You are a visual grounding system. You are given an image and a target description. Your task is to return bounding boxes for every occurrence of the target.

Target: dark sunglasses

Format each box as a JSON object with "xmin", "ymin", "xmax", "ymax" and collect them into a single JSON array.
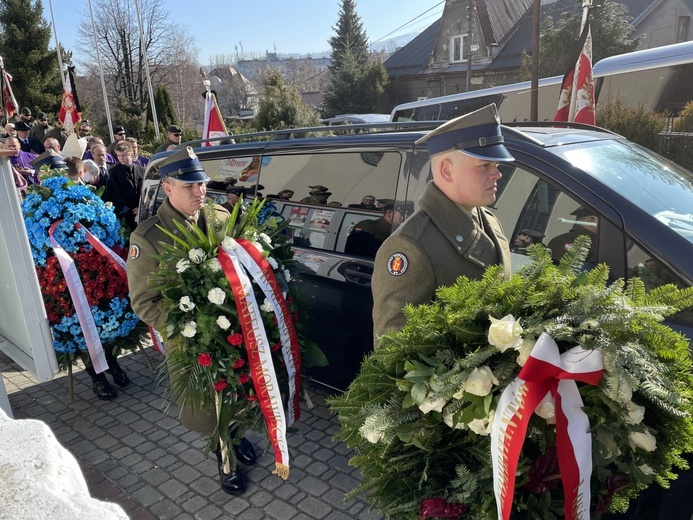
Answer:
[
  {"xmin": 116, "ymin": 132, "xmax": 126, "ymax": 136},
  {"xmin": 172, "ymin": 133, "xmax": 182, "ymax": 137}
]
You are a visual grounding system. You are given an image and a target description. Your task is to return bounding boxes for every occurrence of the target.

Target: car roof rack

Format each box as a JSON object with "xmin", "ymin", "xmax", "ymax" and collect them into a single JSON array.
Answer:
[{"xmin": 178, "ymin": 120, "xmax": 443, "ymax": 149}]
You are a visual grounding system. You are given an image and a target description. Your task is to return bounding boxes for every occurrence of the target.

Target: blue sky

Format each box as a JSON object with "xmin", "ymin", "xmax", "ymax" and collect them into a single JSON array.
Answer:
[{"xmin": 43, "ymin": 0, "xmax": 445, "ymax": 64}]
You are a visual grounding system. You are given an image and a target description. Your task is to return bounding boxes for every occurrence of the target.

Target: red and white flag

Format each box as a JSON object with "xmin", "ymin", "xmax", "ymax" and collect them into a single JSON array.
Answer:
[
  {"xmin": 59, "ymin": 65, "xmax": 82, "ymax": 133},
  {"xmin": 1, "ymin": 66, "xmax": 19, "ymax": 118},
  {"xmin": 554, "ymin": 17, "xmax": 595, "ymax": 125},
  {"xmin": 202, "ymin": 90, "xmax": 228, "ymax": 146}
]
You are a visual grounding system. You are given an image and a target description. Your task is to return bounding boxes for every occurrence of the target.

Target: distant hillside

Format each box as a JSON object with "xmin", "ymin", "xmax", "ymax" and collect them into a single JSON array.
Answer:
[{"xmin": 273, "ymin": 31, "xmax": 421, "ymax": 60}]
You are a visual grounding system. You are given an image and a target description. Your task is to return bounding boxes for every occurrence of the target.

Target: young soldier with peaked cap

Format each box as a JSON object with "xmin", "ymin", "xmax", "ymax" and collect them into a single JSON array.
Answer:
[
  {"xmin": 126, "ymin": 146, "xmax": 256, "ymax": 495},
  {"xmin": 372, "ymin": 104, "xmax": 513, "ymax": 344}
]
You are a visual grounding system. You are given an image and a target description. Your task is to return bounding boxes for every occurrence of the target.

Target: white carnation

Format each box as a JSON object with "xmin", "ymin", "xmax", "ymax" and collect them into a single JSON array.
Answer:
[
  {"xmin": 488, "ymin": 315, "xmax": 523, "ymax": 352},
  {"xmin": 625, "ymin": 401, "xmax": 646, "ymax": 425},
  {"xmin": 283, "ymin": 269, "xmax": 292, "ymax": 282},
  {"xmin": 617, "ymin": 380, "xmax": 633, "ymax": 404},
  {"xmin": 181, "ymin": 321, "xmax": 197, "ymax": 338},
  {"xmin": 418, "ymin": 396, "xmax": 447, "ymax": 415},
  {"xmin": 176, "ymin": 259, "xmax": 190, "ymax": 273},
  {"xmin": 629, "ymin": 429, "xmax": 657, "ymax": 452},
  {"xmin": 260, "ymin": 298, "xmax": 273, "ymax": 313},
  {"xmin": 207, "ymin": 258, "xmax": 222, "ymax": 272},
  {"xmin": 188, "ymin": 248, "xmax": 205, "ymax": 263},
  {"xmin": 178, "ymin": 296, "xmax": 195, "ymax": 312},
  {"xmin": 207, "ymin": 287, "xmax": 227, "ymax": 305},
  {"xmin": 535, "ymin": 393, "xmax": 556, "ymax": 424},
  {"xmin": 468, "ymin": 411, "xmax": 494, "ymax": 436},
  {"xmin": 267, "ymin": 256, "xmax": 279, "ymax": 269},
  {"xmin": 639, "ymin": 464, "xmax": 655, "ymax": 476},
  {"xmin": 464, "ymin": 366, "xmax": 499, "ymax": 397},
  {"xmin": 259, "ymin": 233, "xmax": 272, "ymax": 245},
  {"xmin": 216, "ymin": 315, "xmax": 231, "ymax": 330},
  {"xmin": 221, "ymin": 236, "xmax": 237, "ymax": 251}
]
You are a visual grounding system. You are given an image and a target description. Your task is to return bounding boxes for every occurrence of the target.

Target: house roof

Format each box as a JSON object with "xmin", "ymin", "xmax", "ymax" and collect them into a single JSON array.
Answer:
[{"xmin": 383, "ymin": 18, "xmax": 441, "ymax": 76}]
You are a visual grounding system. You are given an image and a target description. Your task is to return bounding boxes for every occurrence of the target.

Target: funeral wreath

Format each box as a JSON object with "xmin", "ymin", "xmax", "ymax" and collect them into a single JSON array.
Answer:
[{"xmin": 330, "ymin": 238, "xmax": 693, "ymax": 519}]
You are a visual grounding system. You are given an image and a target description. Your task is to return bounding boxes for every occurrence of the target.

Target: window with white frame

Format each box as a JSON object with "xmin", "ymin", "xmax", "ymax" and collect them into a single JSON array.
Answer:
[{"xmin": 449, "ymin": 34, "xmax": 468, "ymax": 63}]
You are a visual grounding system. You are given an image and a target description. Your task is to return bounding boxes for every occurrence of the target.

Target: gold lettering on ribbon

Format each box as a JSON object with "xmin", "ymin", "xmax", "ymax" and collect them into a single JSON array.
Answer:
[{"xmin": 571, "ymin": 479, "xmax": 587, "ymax": 520}]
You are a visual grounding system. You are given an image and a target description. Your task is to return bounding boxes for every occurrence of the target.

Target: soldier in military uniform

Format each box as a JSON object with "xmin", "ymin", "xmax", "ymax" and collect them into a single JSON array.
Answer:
[
  {"xmin": 372, "ymin": 104, "xmax": 513, "ymax": 343},
  {"xmin": 299, "ymin": 184, "xmax": 331, "ymax": 204},
  {"xmin": 547, "ymin": 207, "xmax": 598, "ymax": 265},
  {"xmin": 126, "ymin": 146, "xmax": 256, "ymax": 495},
  {"xmin": 345, "ymin": 202, "xmax": 410, "ymax": 257}
]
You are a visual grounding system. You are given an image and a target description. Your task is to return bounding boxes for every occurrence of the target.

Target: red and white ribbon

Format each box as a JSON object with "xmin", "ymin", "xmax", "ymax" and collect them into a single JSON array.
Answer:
[
  {"xmin": 491, "ymin": 333, "xmax": 603, "ymax": 520},
  {"xmin": 217, "ymin": 238, "xmax": 301, "ymax": 479},
  {"xmin": 48, "ymin": 221, "xmax": 109, "ymax": 373}
]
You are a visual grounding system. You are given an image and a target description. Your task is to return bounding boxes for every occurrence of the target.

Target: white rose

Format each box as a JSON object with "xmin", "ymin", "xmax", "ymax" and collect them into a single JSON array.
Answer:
[
  {"xmin": 535, "ymin": 393, "xmax": 556, "ymax": 424},
  {"xmin": 176, "ymin": 259, "xmax": 190, "ymax": 273},
  {"xmin": 617, "ymin": 379, "xmax": 633, "ymax": 403},
  {"xmin": 443, "ymin": 409, "xmax": 466, "ymax": 430},
  {"xmin": 178, "ymin": 296, "xmax": 195, "ymax": 312},
  {"xmin": 188, "ymin": 248, "xmax": 205, "ymax": 264},
  {"xmin": 639, "ymin": 464, "xmax": 655, "ymax": 476},
  {"xmin": 207, "ymin": 287, "xmax": 227, "ymax": 305},
  {"xmin": 221, "ymin": 236, "xmax": 237, "ymax": 251},
  {"xmin": 625, "ymin": 401, "xmax": 646, "ymax": 425},
  {"xmin": 181, "ymin": 321, "xmax": 197, "ymax": 338},
  {"xmin": 418, "ymin": 396, "xmax": 447, "ymax": 415},
  {"xmin": 216, "ymin": 315, "xmax": 231, "ymax": 330},
  {"xmin": 359, "ymin": 424, "xmax": 384, "ymax": 444},
  {"xmin": 464, "ymin": 367, "xmax": 499, "ymax": 397},
  {"xmin": 468, "ymin": 411, "xmax": 494, "ymax": 436},
  {"xmin": 267, "ymin": 256, "xmax": 279, "ymax": 269},
  {"xmin": 207, "ymin": 258, "xmax": 222, "ymax": 272},
  {"xmin": 259, "ymin": 233, "xmax": 272, "ymax": 245},
  {"xmin": 488, "ymin": 315, "xmax": 523, "ymax": 352},
  {"xmin": 629, "ymin": 429, "xmax": 657, "ymax": 452},
  {"xmin": 260, "ymin": 298, "xmax": 273, "ymax": 313},
  {"xmin": 283, "ymin": 269, "xmax": 292, "ymax": 282},
  {"xmin": 252, "ymin": 240, "xmax": 263, "ymax": 253},
  {"xmin": 517, "ymin": 338, "xmax": 535, "ymax": 366}
]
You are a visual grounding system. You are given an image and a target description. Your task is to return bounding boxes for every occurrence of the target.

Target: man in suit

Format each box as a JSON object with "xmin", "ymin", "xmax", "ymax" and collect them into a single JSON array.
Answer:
[
  {"xmin": 104, "ymin": 141, "xmax": 144, "ymax": 230},
  {"xmin": 372, "ymin": 104, "xmax": 514, "ymax": 344},
  {"xmin": 14, "ymin": 121, "xmax": 44, "ymax": 155}
]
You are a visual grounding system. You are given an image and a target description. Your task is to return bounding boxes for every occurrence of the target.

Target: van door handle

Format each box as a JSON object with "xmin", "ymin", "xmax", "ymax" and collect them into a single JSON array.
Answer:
[{"xmin": 342, "ymin": 262, "xmax": 373, "ymax": 286}]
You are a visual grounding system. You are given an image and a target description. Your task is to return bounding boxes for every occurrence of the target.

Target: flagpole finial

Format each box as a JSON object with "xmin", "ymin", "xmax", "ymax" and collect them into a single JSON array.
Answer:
[{"xmin": 582, "ymin": 0, "xmax": 593, "ymax": 8}]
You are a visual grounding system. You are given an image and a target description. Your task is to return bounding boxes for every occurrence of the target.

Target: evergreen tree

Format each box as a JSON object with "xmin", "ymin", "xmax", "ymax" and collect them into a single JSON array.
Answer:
[
  {"xmin": 146, "ymin": 84, "xmax": 178, "ymax": 131},
  {"xmin": 538, "ymin": 0, "xmax": 640, "ymax": 78},
  {"xmin": 323, "ymin": 0, "xmax": 392, "ymax": 117},
  {"xmin": 251, "ymin": 70, "xmax": 319, "ymax": 131},
  {"xmin": 0, "ymin": 0, "xmax": 62, "ymax": 114}
]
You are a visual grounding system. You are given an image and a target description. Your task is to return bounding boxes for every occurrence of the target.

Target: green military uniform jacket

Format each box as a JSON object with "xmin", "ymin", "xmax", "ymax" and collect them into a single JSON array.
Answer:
[
  {"xmin": 372, "ymin": 181, "xmax": 511, "ymax": 343},
  {"xmin": 127, "ymin": 198, "xmax": 230, "ymax": 436}
]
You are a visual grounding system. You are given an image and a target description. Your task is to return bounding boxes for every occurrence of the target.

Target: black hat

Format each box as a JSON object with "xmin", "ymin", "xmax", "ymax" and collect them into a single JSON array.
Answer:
[
  {"xmin": 383, "ymin": 200, "xmax": 414, "ymax": 215},
  {"xmin": 570, "ymin": 207, "xmax": 594, "ymax": 218},
  {"xmin": 158, "ymin": 146, "xmax": 210, "ymax": 183},
  {"xmin": 167, "ymin": 124, "xmax": 182, "ymax": 134},
  {"xmin": 30, "ymin": 150, "xmax": 66, "ymax": 170},
  {"xmin": 14, "ymin": 121, "xmax": 31, "ymax": 132},
  {"xmin": 415, "ymin": 104, "xmax": 514, "ymax": 162},
  {"xmin": 226, "ymin": 186, "xmax": 248, "ymax": 195},
  {"xmin": 309, "ymin": 185, "xmax": 329, "ymax": 192},
  {"xmin": 20, "ymin": 107, "xmax": 31, "ymax": 116},
  {"xmin": 113, "ymin": 125, "xmax": 125, "ymax": 133},
  {"xmin": 519, "ymin": 229, "xmax": 545, "ymax": 240},
  {"xmin": 80, "ymin": 119, "xmax": 91, "ymax": 127},
  {"xmin": 36, "ymin": 112, "xmax": 47, "ymax": 121},
  {"xmin": 207, "ymin": 180, "xmax": 227, "ymax": 191}
]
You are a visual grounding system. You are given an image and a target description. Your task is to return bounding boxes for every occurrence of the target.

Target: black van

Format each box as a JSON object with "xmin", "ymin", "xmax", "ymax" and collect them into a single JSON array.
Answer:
[{"xmin": 139, "ymin": 122, "xmax": 693, "ymax": 396}]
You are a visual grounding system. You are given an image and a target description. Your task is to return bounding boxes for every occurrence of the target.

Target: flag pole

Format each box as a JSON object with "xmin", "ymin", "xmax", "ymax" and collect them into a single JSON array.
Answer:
[
  {"xmin": 47, "ymin": 0, "xmax": 66, "ymax": 86},
  {"xmin": 87, "ymin": 0, "xmax": 114, "ymax": 142},
  {"xmin": 133, "ymin": 0, "xmax": 160, "ymax": 139}
]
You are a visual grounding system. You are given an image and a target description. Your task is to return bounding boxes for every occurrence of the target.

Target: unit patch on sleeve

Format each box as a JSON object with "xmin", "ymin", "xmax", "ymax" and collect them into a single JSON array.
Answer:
[
  {"xmin": 130, "ymin": 244, "xmax": 140, "ymax": 260},
  {"xmin": 387, "ymin": 252, "xmax": 409, "ymax": 276}
]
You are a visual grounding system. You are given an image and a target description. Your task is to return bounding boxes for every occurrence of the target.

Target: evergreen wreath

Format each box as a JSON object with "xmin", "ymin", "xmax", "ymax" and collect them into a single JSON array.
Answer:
[{"xmin": 330, "ymin": 238, "xmax": 693, "ymax": 519}]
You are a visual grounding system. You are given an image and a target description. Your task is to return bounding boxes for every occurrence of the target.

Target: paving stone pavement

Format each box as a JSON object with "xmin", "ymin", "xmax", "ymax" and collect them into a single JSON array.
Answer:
[{"xmin": 0, "ymin": 349, "xmax": 385, "ymax": 520}]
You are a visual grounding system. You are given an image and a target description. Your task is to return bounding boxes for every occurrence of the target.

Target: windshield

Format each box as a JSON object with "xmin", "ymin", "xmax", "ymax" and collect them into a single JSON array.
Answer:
[{"xmin": 552, "ymin": 140, "xmax": 693, "ymax": 242}]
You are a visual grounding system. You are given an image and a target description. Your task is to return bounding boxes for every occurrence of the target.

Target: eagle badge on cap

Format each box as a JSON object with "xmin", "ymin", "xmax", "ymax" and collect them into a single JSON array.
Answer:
[
  {"xmin": 130, "ymin": 244, "xmax": 140, "ymax": 260},
  {"xmin": 387, "ymin": 252, "xmax": 408, "ymax": 276}
]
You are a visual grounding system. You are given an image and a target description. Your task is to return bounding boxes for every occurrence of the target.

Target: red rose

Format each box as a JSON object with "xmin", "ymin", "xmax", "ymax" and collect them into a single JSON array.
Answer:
[
  {"xmin": 271, "ymin": 342, "xmax": 282, "ymax": 353},
  {"xmin": 197, "ymin": 353, "xmax": 213, "ymax": 367},
  {"xmin": 213, "ymin": 379, "xmax": 227, "ymax": 392},
  {"xmin": 227, "ymin": 333, "xmax": 243, "ymax": 346},
  {"xmin": 291, "ymin": 311, "xmax": 299, "ymax": 322},
  {"xmin": 233, "ymin": 358, "xmax": 245, "ymax": 369},
  {"xmin": 246, "ymin": 394, "xmax": 257, "ymax": 401},
  {"xmin": 238, "ymin": 373, "xmax": 250, "ymax": 384}
]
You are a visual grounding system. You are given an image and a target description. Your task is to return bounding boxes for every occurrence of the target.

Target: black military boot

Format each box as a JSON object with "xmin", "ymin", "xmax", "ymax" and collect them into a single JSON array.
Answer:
[
  {"xmin": 214, "ymin": 449, "xmax": 247, "ymax": 495},
  {"xmin": 105, "ymin": 352, "xmax": 130, "ymax": 388},
  {"xmin": 90, "ymin": 372, "xmax": 117, "ymax": 401},
  {"xmin": 233, "ymin": 437, "xmax": 257, "ymax": 466}
]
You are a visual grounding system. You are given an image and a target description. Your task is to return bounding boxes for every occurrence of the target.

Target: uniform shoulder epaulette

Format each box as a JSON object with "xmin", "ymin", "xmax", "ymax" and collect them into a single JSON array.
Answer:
[{"xmin": 396, "ymin": 211, "xmax": 430, "ymax": 241}]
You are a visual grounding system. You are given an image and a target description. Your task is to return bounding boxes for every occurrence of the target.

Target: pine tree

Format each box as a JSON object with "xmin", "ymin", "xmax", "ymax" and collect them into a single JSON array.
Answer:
[
  {"xmin": 323, "ymin": 0, "xmax": 392, "ymax": 117},
  {"xmin": 146, "ymin": 84, "xmax": 178, "ymax": 131},
  {"xmin": 0, "ymin": 0, "xmax": 62, "ymax": 114},
  {"xmin": 251, "ymin": 70, "xmax": 319, "ymax": 131}
]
